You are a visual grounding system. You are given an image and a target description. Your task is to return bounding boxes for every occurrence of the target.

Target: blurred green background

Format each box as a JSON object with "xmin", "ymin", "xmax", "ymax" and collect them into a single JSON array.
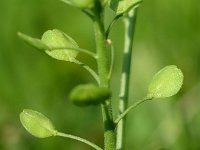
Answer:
[{"xmin": 0, "ymin": 0, "xmax": 200, "ymax": 149}]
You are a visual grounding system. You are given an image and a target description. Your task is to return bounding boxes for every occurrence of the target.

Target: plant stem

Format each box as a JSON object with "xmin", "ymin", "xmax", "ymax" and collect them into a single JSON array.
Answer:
[
  {"xmin": 94, "ymin": 11, "xmax": 115, "ymax": 150},
  {"xmin": 115, "ymin": 98, "xmax": 151, "ymax": 125},
  {"xmin": 107, "ymin": 43, "xmax": 114, "ymax": 80},
  {"xmin": 116, "ymin": 9, "xmax": 138, "ymax": 150},
  {"xmin": 105, "ymin": 14, "xmax": 123, "ymax": 39},
  {"xmin": 57, "ymin": 132, "xmax": 103, "ymax": 150},
  {"xmin": 73, "ymin": 60, "xmax": 100, "ymax": 84}
]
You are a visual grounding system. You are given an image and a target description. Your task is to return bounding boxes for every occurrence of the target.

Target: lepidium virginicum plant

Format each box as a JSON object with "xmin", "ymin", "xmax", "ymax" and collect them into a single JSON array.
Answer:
[{"xmin": 18, "ymin": 0, "xmax": 184, "ymax": 149}]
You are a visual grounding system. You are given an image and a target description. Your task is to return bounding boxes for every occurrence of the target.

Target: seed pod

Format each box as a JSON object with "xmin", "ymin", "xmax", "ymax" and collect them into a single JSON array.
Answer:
[
  {"xmin": 41, "ymin": 29, "xmax": 78, "ymax": 62},
  {"xmin": 69, "ymin": 84, "xmax": 111, "ymax": 106},
  {"xmin": 109, "ymin": 0, "xmax": 142, "ymax": 15},
  {"xmin": 147, "ymin": 65, "xmax": 183, "ymax": 99},
  {"xmin": 20, "ymin": 109, "xmax": 57, "ymax": 138}
]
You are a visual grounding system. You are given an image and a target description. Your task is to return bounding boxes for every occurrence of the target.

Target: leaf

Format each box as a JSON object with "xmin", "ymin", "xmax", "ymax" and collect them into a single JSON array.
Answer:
[
  {"xmin": 69, "ymin": 84, "xmax": 111, "ymax": 106},
  {"xmin": 20, "ymin": 109, "xmax": 57, "ymax": 138},
  {"xmin": 147, "ymin": 65, "xmax": 184, "ymax": 99},
  {"xmin": 41, "ymin": 29, "xmax": 79, "ymax": 62},
  {"xmin": 18, "ymin": 32, "xmax": 49, "ymax": 50},
  {"xmin": 109, "ymin": 0, "xmax": 142, "ymax": 15}
]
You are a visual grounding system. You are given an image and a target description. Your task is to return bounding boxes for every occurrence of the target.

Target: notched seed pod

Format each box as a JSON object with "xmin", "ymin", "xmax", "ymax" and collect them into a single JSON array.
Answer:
[
  {"xmin": 20, "ymin": 109, "xmax": 57, "ymax": 138},
  {"xmin": 41, "ymin": 29, "xmax": 79, "ymax": 62},
  {"xmin": 69, "ymin": 84, "xmax": 111, "ymax": 106},
  {"xmin": 147, "ymin": 65, "xmax": 184, "ymax": 99}
]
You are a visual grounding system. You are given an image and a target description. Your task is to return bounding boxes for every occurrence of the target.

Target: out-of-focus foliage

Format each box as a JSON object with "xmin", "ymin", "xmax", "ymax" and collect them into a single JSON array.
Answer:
[{"xmin": 0, "ymin": 0, "xmax": 199, "ymax": 150}]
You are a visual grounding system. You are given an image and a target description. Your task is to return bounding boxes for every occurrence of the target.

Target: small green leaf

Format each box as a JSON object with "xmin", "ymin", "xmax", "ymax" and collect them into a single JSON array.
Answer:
[
  {"xmin": 69, "ymin": 84, "xmax": 111, "ymax": 106},
  {"xmin": 62, "ymin": 0, "xmax": 94, "ymax": 8},
  {"xmin": 41, "ymin": 29, "xmax": 79, "ymax": 62},
  {"xmin": 20, "ymin": 109, "xmax": 57, "ymax": 138},
  {"xmin": 18, "ymin": 32, "xmax": 49, "ymax": 50},
  {"xmin": 109, "ymin": 0, "xmax": 142, "ymax": 15},
  {"xmin": 147, "ymin": 65, "xmax": 184, "ymax": 99}
]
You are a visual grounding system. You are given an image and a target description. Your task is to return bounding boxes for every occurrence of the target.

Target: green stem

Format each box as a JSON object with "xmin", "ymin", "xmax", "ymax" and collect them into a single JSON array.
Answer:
[
  {"xmin": 116, "ymin": 9, "xmax": 138, "ymax": 150},
  {"xmin": 73, "ymin": 60, "xmax": 100, "ymax": 84},
  {"xmin": 94, "ymin": 21, "xmax": 108, "ymax": 87},
  {"xmin": 94, "ymin": 11, "xmax": 115, "ymax": 150},
  {"xmin": 107, "ymin": 43, "xmax": 114, "ymax": 80},
  {"xmin": 105, "ymin": 14, "xmax": 123, "ymax": 39},
  {"xmin": 82, "ymin": 9, "xmax": 95, "ymax": 20},
  {"xmin": 115, "ymin": 98, "xmax": 151, "ymax": 125},
  {"xmin": 57, "ymin": 132, "xmax": 103, "ymax": 150}
]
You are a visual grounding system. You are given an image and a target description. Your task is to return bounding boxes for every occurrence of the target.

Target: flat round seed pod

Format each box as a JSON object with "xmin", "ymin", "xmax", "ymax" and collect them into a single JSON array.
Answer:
[
  {"xmin": 41, "ymin": 29, "xmax": 78, "ymax": 62},
  {"xmin": 20, "ymin": 109, "xmax": 57, "ymax": 138},
  {"xmin": 147, "ymin": 65, "xmax": 183, "ymax": 99}
]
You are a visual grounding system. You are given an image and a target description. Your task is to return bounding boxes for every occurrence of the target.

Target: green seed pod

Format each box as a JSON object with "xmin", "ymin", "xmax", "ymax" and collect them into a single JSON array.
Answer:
[
  {"xmin": 20, "ymin": 109, "xmax": 57, "ymax": 138},
  {"xmin": 41, "ymin": 29, "xmax": 78, "ymax": 62},
  {"xmin": 69, "ymin": 84, "xmax": 111, "ymax": 106},
  {"xmin": 147, "ymin": 65, "xmax": 184, "ymax": 99},
  {"xmin": 109, "ymin": 0, "xmax": 142, "ymax": 15},
  {"xmin": 70, "ymin": 0, "xmax": 94, "ymax": 8}
]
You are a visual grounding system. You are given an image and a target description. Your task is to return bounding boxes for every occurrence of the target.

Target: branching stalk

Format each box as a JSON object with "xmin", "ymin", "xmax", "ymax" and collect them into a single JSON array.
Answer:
[
  {"xmin": 82, "ymin": 9, "xmax": 95, "ymax": 20},
  {"xmin": 57, "ymin": 132, "xmax": 103, "ymax": 150},
  {"xmin": 106, "ymin": 14, "xmax": 123, "ymax": 39},
  {"xmin": 115, "ymin": 98, "xmax": 151, "ymax": 126},
  {"xmin": 73, "ymin": 60, "xmax": 100, "ymax": 84}
]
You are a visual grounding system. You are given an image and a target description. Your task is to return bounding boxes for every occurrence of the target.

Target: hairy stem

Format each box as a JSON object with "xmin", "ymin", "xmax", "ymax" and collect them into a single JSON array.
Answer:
[
  {"xmin": 116, "ymin": 9, "xmax": 138, "ymax": 150},
  {"xmin": 57, "ymin": 132, "xmax": 103, "ymax": 150},
  {"xmin": 94, "ymin": 10, "xmax": 115, "ymax": 150}
]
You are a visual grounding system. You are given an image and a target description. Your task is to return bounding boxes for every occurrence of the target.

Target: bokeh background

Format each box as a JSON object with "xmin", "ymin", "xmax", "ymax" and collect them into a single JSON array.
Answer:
[{"xmin": 0, "ymin": 0, "xmax": 200, "ymax": 149}]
